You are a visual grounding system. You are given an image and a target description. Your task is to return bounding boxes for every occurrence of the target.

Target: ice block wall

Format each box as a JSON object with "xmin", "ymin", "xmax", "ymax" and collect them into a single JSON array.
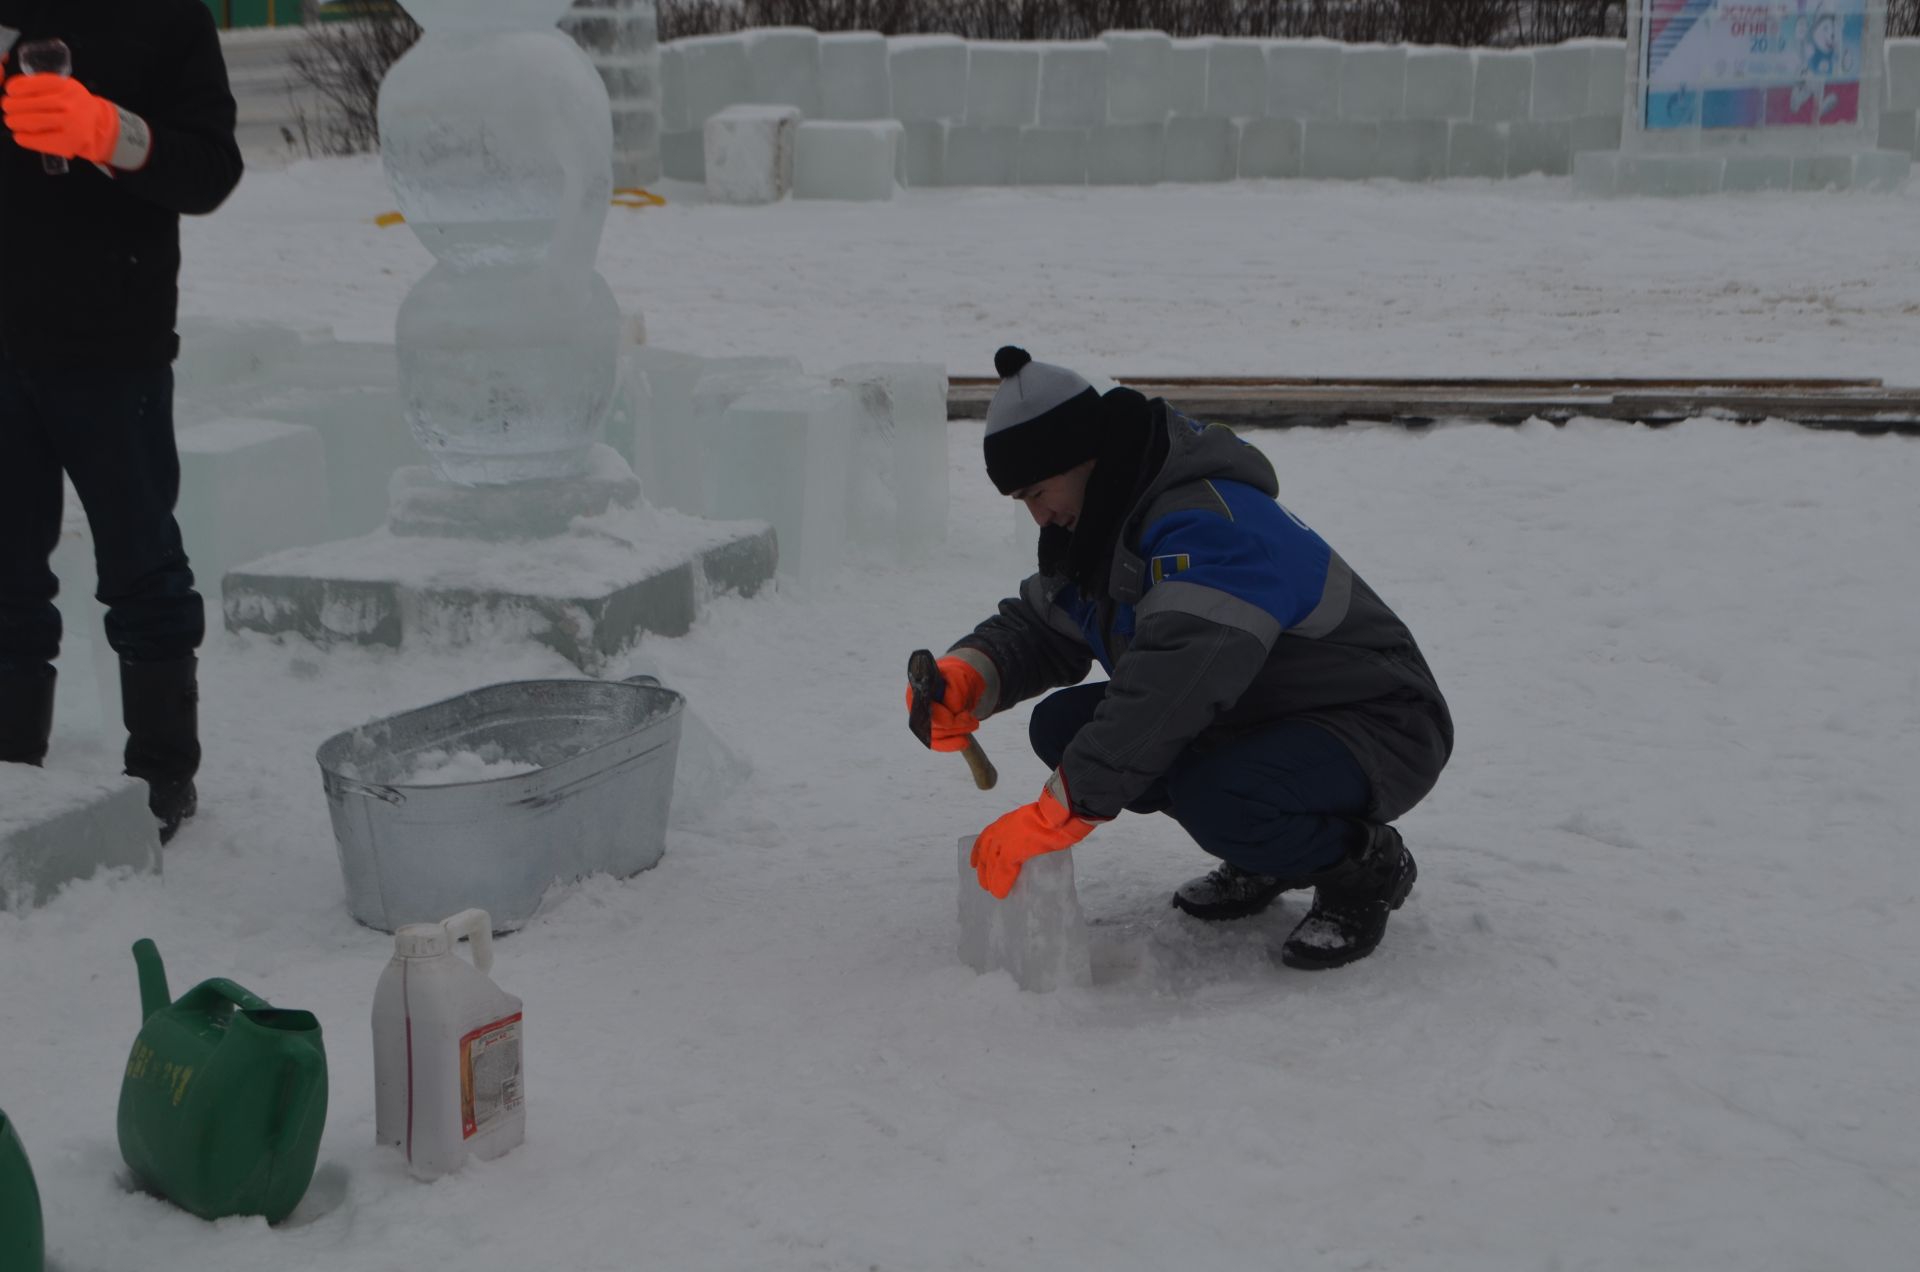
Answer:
[{"xmin": 657, "ymin": 31, "xmax": 1920, "ymax": 192}]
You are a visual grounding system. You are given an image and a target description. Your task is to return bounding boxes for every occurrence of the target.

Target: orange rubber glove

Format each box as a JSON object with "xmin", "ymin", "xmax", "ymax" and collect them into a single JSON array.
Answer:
[
  {"xmin": 970, "ymin": 772, "xmax": 1098, "ymax": 899},
  {"xmin": 3, "ymin": 73, "xmax": 122, "ymax": 164},
  {"xmin": 903, "ymin": 655, "xmax": 986, "ymax": 753}
]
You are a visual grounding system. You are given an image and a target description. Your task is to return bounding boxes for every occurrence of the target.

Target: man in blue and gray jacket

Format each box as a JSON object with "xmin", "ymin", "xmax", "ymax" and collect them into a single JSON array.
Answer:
[{"xmin": 912, "ymin": 347, "xmax": 1452, "ymax": 969}]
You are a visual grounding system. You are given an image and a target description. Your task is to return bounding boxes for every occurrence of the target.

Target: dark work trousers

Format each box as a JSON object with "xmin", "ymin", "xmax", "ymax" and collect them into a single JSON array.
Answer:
[
  {"xmin": 0, "ymin": 361, "xmax": 204, "ymax": 674},
  {"xmin": 1027, "ymin": 682, "xmax": 1373, "ymax": 878}
]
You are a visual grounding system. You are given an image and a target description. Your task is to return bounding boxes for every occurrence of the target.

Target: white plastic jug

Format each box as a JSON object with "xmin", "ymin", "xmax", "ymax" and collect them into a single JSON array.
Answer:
[{"xmin": 372, "ymin": 909, "xmax": 525, "ymax": 1180}]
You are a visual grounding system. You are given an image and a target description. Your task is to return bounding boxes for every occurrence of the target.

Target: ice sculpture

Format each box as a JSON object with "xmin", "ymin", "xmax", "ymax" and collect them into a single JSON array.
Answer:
[{"xmin": 380, "ymin": 0, "xmax": 619, "ymax": 483}]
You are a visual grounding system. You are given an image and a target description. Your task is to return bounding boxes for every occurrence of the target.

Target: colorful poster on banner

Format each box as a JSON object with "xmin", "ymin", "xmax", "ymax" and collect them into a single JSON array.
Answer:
[{"xmin": 1642, "ymin": 0, "xmax": 1867, "ymax": 131}]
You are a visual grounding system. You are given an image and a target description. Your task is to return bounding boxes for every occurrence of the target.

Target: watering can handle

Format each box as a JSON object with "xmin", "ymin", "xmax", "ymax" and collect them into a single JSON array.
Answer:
[
  {"xmin": 443, "ymin": 909, "xmax": 494, "ymax": 974},
  {"xmin": 178, "ymin": 978, "xmax": 275, "ymax": 1015}
]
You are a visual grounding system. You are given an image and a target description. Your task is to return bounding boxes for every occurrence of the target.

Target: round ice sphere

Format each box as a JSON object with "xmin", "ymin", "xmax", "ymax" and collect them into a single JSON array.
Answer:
[
  {"xmin": 380, "ymin": 31, "xmax": 612, "ymax": 271},
  {"xmin": 397, "ymin": 0, "xmax": 576, "ymax": 32},
  {"xmin": 397, "ymin": 261, "xmax": 622, "ymax": 485}
]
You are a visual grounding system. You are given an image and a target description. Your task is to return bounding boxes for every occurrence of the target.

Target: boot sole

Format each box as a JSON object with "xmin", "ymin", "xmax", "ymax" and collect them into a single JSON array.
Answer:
[{"xmin": 1277, "ymin": 853, "xmax": 1417, "ymax": 971}]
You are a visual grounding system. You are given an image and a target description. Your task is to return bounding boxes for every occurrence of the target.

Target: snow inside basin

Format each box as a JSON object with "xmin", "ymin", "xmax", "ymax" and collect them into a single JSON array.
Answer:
[{"xmin": 317, "ymin": 677, "xmax": 684, "ymax": 932}]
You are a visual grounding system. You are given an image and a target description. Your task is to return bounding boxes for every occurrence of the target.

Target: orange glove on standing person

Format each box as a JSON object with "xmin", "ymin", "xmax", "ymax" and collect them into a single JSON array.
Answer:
[
  {"xmin": 970, "ymin": 770, "xmax": 1099, "ymax": 899},
  {"xmin": 903, "ymin": 655, "xmax": 987, "ymax": 753},
  {"xmin": 3, "ymin": 73, "xmax": 125, "ymax": 165}
]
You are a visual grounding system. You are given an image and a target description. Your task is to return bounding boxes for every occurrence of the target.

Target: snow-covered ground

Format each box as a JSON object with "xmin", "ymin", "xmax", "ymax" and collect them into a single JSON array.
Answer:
[{"xmin": 4, "ymin": 165, "xmax": 1918, "ymax": 1271}]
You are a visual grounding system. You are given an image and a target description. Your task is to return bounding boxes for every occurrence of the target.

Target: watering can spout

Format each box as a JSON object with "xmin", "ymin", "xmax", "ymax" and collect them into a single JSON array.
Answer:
[{"xmin": 132, "ymin": 939, "xmax": 170, "ymax": 1021}]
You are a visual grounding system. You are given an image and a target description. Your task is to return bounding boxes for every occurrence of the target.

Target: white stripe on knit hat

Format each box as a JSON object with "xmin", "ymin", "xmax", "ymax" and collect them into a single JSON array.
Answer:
[{"xmin": 986, "ymin": 356, "xmax": 1095, "ymax": 438}]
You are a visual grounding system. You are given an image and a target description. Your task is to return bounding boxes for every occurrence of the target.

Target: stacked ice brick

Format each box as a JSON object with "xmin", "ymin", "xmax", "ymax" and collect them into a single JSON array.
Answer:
[
  {"xmin": 661, "ymin": 30, "xmax": 1920, "ymax": 193},
  {"xmin": 562, "ymin": 0, "xmax": 663, "ymax": 188},
  {"xmin": 659, "ymin": 30, "xmax": 1642, "ymax": 192}
]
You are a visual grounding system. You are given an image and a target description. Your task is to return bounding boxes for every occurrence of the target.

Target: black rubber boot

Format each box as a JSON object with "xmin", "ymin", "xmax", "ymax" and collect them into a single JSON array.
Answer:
[
  {"xmin": 121, "ymin": 655, "xmax": 201, "ymax": 845},
  {"xmin": 0, "ymin": 664, "xmax": 57, "ymax": 767},
  {"xmin": 1277, "ymin": 823, "xmax": 1417, "ymax": 970},
  {"xmin": 1171, "ymin": 860, "xmax": 1295, "ymax": 921}
]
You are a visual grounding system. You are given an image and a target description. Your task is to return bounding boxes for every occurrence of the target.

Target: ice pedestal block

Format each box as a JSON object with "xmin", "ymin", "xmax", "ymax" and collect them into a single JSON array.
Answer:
[
  {"xmin": 705, "ymin": 383, "xmax": 855, "ymax": 584},
  {"xmin": 966, "ymin": 42, "xmax": 1040, "ymax": 127},
  {"xmin": 830, "ymin": 362, "xmax": 949, "ymax": 560},
  {"xmin": 888, "ymin": 36, "xmax": 968, "ymax": 123},
  {"xmin": 1239, "ymin": 118, "xmax": 1304, "ymax": 178},
  {"xmin": 820, "ymin": 32, "xmax": 891, "ymax": 120},
  {"xmin": 1721, "ymin": 155, "xmax": 1796, "ymax": 192},
  {"xmin": 1339, "ymin": 45, "xmax": 1406, "ymax": 121},
  {"xmin": 1571, "ymin": 114, "xmax": 1623, "ymax": 156},
  {"xmin": 1887, "ymin": 41, "xmax": 1920, "ymax": 111},
  {"xmin": 956, "ymin": 836, "xmax": 1092, "ymax": 993},
  {"xmin": 1267, "ymin": 40, "xmax": 1342, "ymax": 120},
  {"xmin": 1404, "ymin": 47, "xmax": 1473, "ymax": 120},
  {"xmin": 1102, "ymin": 30, "xmax": 1171, "ymax": 124},
  {"xmin": 1018, "ymin": 127, "xmax": 1089, "ymax": 184},
  {"xmin": 1572, "ymin": 152, "xmax": 1722, "ymax": 197},
  {"xmin": 744, "ymin": 26, "xmax": 821, "ymax": 118},
  {"xmin": 1089, "ymin": 123, "xmax": 1163, "ymax": 185},
  {"xmin": 176, "ymin": 418, "xmax": 331, "ymax": 591},
  {"xmin": 629, "ymin": 351, "xmax": 801, "ymax": 514},
  {"xmin": 387, "ymin": 444, "xmax": 641, "ymax": 540},
  {"xmin": 1, "ymin": 766, "xmax": 160, "ymax": 912},
  {"xmin": 794, "ymin": 121, "xmax": 902, "ymax": 200},
  {"xmin": 223, "ymin": 512, "xmax": 777, "ymax": 673},
  {"xmin": 1473, "ymin": 50, "xmax": 1534, "ymax": 123},
  {"xmin": 704, "ymin": 104, "xmax": 801, "ymax": 204},
  {"xmin": 1167, "ymin": 39, "xmax": 1212, "ymax": 116},
  {"xmin": 1205, "ymin": 39, "xmax": 1266, "ymax": 119},
  {"xmin": 1038, "ymin": 42, "xmax": 1109, "ymax": 129},
  {"xmin": 1163, "ymin": 116, "xmax": 1237, "ymax": 182}
]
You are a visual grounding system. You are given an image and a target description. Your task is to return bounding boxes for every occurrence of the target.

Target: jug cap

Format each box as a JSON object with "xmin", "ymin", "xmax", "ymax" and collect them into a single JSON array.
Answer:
[{"xmin": 394, "ymin": 924, "xmax": 451, "ymax": 959}]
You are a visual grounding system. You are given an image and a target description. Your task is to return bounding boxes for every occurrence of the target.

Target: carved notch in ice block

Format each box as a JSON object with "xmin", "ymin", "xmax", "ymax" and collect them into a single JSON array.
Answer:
[{"xmin": 956, "ymin": 834, "xmax": 1092, "ymax": 992}]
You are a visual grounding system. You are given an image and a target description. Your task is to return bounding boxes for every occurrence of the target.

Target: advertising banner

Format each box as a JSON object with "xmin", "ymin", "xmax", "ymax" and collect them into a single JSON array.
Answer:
[{"xmin": 1642, "ymin": 0, "xmax": 1868, "ymax": 131}]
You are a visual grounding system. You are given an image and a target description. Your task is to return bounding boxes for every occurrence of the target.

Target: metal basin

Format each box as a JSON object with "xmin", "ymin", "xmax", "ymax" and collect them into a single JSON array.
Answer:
[{"xmin": 316, "ymin": 677, "xmax": 683, "ymax": 932}]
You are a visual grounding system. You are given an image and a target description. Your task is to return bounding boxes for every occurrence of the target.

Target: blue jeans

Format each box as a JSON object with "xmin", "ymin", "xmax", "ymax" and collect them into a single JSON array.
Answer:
[
  {"xmin": 1027, "ymin": 682, "xmax": 1373, "ymax": 878},
  {"xmin": 0, "ymin": 362, "xmax": 203, "ymax": 672}
]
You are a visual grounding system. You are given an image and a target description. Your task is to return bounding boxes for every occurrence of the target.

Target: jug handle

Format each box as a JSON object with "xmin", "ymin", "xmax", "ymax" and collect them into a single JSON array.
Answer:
[
  {"xmin": 442, "ymin": 909, "xmax": 493, "ymax": 974},
  {"xmin": 177, "ymin": 978, "xmax": 275, "ymax": 1017}
]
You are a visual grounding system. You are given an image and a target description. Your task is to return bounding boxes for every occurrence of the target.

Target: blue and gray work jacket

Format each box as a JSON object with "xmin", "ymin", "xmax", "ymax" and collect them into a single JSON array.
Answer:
[{"xmin": 951, "ymin": 404, "xmax": 1453, "ymax": 825}]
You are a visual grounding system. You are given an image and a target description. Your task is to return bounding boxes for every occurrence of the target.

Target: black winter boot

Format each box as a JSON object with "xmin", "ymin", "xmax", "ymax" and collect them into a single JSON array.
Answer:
[
  {"xmin": 121, "ymin": 656, "xmax": 201, "ymax": 845},
  {"xmin": 1171, "ymin": 860, "xmax": 1296, "ymax": 921},
  {"xmin": 0, "ymin": 664, "xmax": 57, "ymax": 767},
  {"xmin": 1277, "ymin": 823, "xmax": 1417, "ymax": 970}
]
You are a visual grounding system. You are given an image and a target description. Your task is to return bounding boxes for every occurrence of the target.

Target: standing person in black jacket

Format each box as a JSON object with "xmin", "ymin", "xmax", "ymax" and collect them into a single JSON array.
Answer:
[{"xmin": 0, "ymin": 0, "xmax": 243, "ymax": 842}]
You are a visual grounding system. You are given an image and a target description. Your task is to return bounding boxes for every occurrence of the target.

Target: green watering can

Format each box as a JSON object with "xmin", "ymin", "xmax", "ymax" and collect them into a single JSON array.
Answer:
[
  {"xmin": 116, "ymin": 939, "xmax": 328, "ymax": 1225},
  {"xmin": 0, "ymin": 1106, "xmax": 44, "ymax": 1272}
]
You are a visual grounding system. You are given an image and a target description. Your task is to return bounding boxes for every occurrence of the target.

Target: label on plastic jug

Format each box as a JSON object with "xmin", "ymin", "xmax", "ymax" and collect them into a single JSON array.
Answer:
[{"xmin": 460, "ymin": 1012, "xmax": 523, "ymax": 1139}]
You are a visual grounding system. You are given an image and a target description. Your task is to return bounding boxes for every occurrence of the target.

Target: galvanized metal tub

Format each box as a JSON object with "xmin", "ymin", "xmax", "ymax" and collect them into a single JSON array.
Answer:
[{"xmin": 317, "ymin": 677, "xmax": 683, "ymax": 932}]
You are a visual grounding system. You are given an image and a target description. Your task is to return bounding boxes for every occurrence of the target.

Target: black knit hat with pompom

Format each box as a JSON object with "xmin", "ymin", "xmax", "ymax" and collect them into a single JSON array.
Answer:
[{"xmin": 982, "ymin": 346, "xmax": 1106, "ymax": 494}]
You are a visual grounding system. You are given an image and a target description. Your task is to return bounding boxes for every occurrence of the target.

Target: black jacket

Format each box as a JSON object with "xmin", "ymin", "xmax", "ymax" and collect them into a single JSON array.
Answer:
[{"xmin": 0, "ymin": 0, "xmax": 243, "ymax": 367}]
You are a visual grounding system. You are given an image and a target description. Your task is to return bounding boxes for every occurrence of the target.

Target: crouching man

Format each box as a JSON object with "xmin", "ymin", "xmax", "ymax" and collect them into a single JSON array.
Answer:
[{"xmin": 910, "ymin": 348, "xmax": 1452, "ymax": 968}]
